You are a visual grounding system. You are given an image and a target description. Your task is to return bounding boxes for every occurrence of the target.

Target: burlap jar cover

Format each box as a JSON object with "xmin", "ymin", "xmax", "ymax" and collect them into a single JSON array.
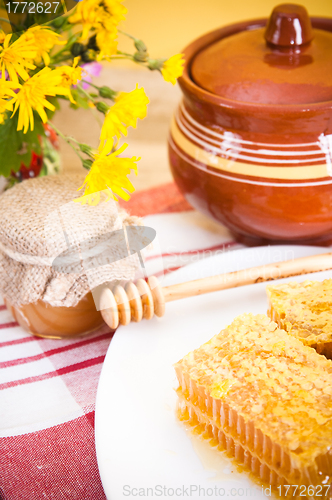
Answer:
[{"xmin": 0, "ymin": 174, "xmax": 141, "ymax": 308}]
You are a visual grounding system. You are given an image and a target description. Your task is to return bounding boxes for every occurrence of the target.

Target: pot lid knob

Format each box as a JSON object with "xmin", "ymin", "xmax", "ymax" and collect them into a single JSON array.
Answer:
[{"xmin": 265, "ymin": 3, "xmax": 314, "ymax": 47}]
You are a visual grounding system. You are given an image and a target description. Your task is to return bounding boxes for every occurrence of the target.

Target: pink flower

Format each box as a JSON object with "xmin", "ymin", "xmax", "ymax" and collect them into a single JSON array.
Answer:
[{"xmin": 80, "ymin": 62, "xmax": 102, "ymax": 89}]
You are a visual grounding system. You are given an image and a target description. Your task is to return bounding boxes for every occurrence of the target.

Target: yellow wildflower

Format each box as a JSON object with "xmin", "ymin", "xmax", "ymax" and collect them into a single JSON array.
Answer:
[
  {"xmin": 103, "ymin": 0, "xmax": 127, "ymax": 25},
  {"xmin": 96, "ymin": 27, "xmax": 118, "ymax": 60},
  {"xmin": 11, "ymin": 67, "xmax": 72, "ymax": 133},
  {"xmin": 100, "ymin": 85, "xmax": 149, "ymax": 148},
  {"xmin": 69, "ymin": 0, "xmax": 103, "ymax": 40},
  {"xmin": 0, "ymin": 80, "xmax": 17, "ymax": 119},
  {"xmin": 22, "ymin": 26, "xmax": 64, "ymax": 66},
  {"xmin": 76, "ymin": 142, "xmax": 139, "ymax": 205},
  {"xmin": 0, "ymin": 30, "xmax": 6, "ymax": 44},
  {"xmin": 53, "ymin": 58, "xmax": 82, "ymax": 103},
  {"xmin": 70, "ymin": 0, "xmax": 126, "ymax": 40},
  {"xmin": 0, "ymin": 33, "xmax": 37, "ymax": 83},
  {"xmin": 55, "ymin": 57, "xmax": 82, "ymax": 89},
  {"xmin": 161, "ymin": 54, "xmax": 185, "ymax": 85}
]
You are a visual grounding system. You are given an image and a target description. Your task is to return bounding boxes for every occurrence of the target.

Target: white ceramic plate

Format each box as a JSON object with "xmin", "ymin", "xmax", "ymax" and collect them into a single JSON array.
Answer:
[{"xmin": 95, "ymin": 245, "xmax": 331, "ymax": 500}]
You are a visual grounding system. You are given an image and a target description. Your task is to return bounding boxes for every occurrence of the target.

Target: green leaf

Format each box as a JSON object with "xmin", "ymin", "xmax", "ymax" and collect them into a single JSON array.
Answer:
[
  {"xmin": 70, "ymin": 89, "xmax": 91, "ymax": 110},
  {"xmin": 0, "ymin": 112, "xmax": 46, "ymax": 177},
  {"xmin": 0, "ymin": 113, "xmax": 22, "ymax": 177}
]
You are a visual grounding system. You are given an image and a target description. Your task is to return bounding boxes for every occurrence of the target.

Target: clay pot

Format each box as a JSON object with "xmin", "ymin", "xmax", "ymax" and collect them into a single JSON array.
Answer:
[{"xmin": 168, "ymin": 4, "xmax": 332, "ymax": 244}]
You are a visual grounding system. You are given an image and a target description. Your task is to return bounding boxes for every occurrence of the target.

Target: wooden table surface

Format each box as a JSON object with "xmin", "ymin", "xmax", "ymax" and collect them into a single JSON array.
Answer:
[{"xmin": 52, "ymin": 65, "xmax": 181, "ymax": 192}]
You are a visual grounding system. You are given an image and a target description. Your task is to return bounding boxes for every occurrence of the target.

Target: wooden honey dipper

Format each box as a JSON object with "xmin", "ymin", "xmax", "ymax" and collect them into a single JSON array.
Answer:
[{"xmin": 100, "ymin": 251, "xmax": 332, "ymax": 329}]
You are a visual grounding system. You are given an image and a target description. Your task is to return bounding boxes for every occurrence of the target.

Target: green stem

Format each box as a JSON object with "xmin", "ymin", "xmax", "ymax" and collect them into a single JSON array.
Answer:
[
  {"xmin": 44, "ymin": 13, "xmax": 70, "ymax": 30},
  {"xmin": 51, "ymin": 33, "xmax": 80, "ymax": 63},
  {"xmin": 81, "ymin": 80, "xmax": 117, "ymax": 100},
  {"xmin": 0, "ymin": 17, "xmax": 10, "ymax": 24},
  {"xmin": 77, "ymin": 85, "xmax": 98, "ymax": 103},
  {"xmin": 118, "ymin": 29, "xmax": 136, "ymax": 41},
  {"xmin": 108, "ymin": 56, "xmax": 135, "ymax": 60},
  {"xmin": 0, "ymin": 16, "xmax": 17, "ymax": 29},
  {"xmin": 59, "ymin": 22, "xmax": 72, "ymax": 32},
  {"xmin": 81, "ymin": 79, "xmax": 100, "ymax": 91},
  {"xmin": 117, "ymin": 50, "xmax": 135, "ymax": 59},
  {"xmin": 48, "ymin": 121, "xmax": 83, "ymax": 160},
  {"xmin": 52, "ymin": 49, "xmax": 72, "ymax": 59},
  {"xmin": 91, "ymin": 107, "xmax": 103, "ymax": 127},
  {"xmin": 50, "ymin": 53, "xmax": 72, "ymax": 65}
]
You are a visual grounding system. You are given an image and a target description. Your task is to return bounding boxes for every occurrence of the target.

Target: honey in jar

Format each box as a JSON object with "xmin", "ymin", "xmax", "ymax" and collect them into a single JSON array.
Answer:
[{"xmin": 5, "ymin": 293, "xmax": 105, "ymax": 339}]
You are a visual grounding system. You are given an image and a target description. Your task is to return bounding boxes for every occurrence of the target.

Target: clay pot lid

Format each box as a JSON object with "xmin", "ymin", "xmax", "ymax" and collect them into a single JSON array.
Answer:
[{"xmin": 191, "ymin": 3, "xmax": 332, "ymax": 105}]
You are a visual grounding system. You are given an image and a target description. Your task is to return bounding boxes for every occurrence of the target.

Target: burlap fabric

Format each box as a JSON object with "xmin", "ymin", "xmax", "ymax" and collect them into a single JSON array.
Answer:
[{"xmin": 0, "ymin": 174, "xmax": 141, "ymax": 307}]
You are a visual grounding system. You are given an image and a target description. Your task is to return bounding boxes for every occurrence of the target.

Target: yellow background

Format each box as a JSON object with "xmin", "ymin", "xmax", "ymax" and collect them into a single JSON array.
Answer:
[{"xmin": 120, "ymin": 0, "xmax": 332, "ymax": 57}]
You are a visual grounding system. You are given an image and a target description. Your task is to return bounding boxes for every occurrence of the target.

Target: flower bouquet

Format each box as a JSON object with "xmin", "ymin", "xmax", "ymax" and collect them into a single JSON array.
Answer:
[{"xmin": 0, "ymin": 0, "xmax": 184, "ymax": 202}]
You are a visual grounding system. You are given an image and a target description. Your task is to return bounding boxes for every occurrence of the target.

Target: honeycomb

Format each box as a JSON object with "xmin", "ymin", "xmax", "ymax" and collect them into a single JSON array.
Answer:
[
  {"xmin": 174, "ymin": 314, "xmax": 332, "ymax": 498},
  {"xmin": 267, "ymin": 280, "xmax": 332, "ymax": 358}
]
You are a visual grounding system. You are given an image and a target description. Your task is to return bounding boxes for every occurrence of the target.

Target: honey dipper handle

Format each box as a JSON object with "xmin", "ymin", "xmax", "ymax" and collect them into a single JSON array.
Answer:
[
  {"xmin": 99, "ymin": 252, "xmax": 332, "ymax": 330},
  {"xmin": 162, "ymin": 252, "xmax": 332, "ymax": 303}
]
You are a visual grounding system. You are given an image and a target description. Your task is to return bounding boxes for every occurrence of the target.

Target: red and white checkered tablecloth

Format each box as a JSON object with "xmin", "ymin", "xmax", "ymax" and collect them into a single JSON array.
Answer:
[{"xmin": 0, "ymin": 182, "xmax": 243, "ymax": 500}]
